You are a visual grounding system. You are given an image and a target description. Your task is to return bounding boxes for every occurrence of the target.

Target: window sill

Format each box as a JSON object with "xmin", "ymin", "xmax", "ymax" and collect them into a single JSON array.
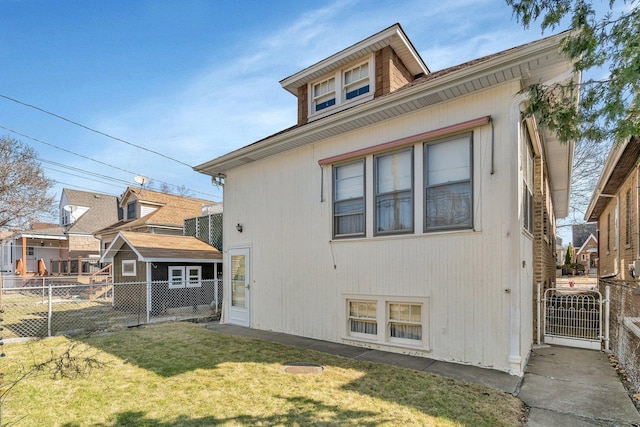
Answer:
[
  {"xmin": 308, "ymin": 94, "xmax": 374, "ymax": 122},
  {"xmin": 331, "ymin": 228, "xmax": 478, "ymax": 244},
  {"xmin": 342, "ymin": 335, "xmax": 430, "ymax": 352}
]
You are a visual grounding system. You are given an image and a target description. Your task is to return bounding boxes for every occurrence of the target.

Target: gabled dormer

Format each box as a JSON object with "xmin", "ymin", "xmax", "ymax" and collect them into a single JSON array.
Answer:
[
  {"xmin": 120, "ymin": 188, "xmax": 165, "ymax": 222},
  {"xmin": 280, "ymin": 23, "xmax": 429, "ymax": 125}
]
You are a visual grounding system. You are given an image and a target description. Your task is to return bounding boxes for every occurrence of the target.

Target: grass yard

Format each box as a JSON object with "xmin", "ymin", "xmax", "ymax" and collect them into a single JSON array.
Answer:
[{"xmin": 0, "ymin": 322, "xmax": 525, "ymax": 426}]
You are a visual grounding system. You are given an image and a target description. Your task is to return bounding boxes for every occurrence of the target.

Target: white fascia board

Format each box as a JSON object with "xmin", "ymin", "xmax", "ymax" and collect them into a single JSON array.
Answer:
[
  {"xmin": 100, "ymin": 232, "xmax": 144, "ymax": 263},
  {"xmin": 140, "ymin": 258, "xmax": 220, "ymax": 263},
  {"xmin": 16, "ymin": 233, "xmax": 67, "ymax": 240}
]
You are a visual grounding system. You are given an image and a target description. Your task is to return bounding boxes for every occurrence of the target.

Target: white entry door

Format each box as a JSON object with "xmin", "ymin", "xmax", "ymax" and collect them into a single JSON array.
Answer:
[{"xmin": 228, "ymin": 247, "xmax": 250, "ymax": 327}]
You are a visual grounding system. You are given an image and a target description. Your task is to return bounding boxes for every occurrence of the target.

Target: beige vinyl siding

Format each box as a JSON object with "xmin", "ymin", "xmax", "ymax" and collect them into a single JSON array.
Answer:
[{"xmin": 223, "ymin": 81, "xmax": 528, "ymax": 373}]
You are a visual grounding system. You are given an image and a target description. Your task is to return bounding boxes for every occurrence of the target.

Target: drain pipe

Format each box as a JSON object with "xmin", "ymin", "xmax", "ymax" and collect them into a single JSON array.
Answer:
[
  {"xmin": 636, "ymin": 165, "xmax": 639, "ymax": 262},
  {"xmin": 537, "ymin": 282, "xmax": 541, "ymax": 345}
]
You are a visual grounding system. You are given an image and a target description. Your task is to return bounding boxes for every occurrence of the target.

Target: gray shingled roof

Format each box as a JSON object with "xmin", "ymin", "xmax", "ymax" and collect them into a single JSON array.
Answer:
[{"xmin": 63, "ymin": 189, "xmax": 119, "ymax": 235}]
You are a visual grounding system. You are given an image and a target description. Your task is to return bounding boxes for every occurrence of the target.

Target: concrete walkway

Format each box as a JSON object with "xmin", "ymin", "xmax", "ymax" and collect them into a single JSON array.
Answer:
[
  {"xmin": 203, "ymin": 322, "xmax": 640, "ymax": 426},
  {"xmin": 521, "ymin": 345, "xmax": 640, "ymax": 426}
]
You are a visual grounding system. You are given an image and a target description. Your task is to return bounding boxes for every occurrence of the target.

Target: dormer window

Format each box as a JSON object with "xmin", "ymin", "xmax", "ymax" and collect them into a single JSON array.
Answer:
[
  {"xmin": 127, "ymin": 202, "xmax": 136, "ymax": 220},
  {"xmin": 313, "ymin": 77, "xmax": 336, "ymax": 112},
  {"xmin": 344, "ymin": 62, "xmax": 369, "ymax": 100},
  {"xmin": 308, "ymin": 56, "xmax": 374, "ymax": 120}
]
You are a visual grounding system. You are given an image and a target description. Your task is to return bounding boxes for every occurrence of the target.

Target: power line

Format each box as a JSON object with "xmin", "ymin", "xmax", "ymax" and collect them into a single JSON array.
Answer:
[
  {"xmin": 0, "ymin": 93, "xmax": 194, "ymax": 168},
  {"xmin": 0, "ymin": 124, "xmax": 220, "ymax": 200}
]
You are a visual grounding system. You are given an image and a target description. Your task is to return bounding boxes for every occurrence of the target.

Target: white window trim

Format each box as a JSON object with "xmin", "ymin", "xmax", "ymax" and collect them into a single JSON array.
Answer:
[
  {"xmin": 424, "ymin": 133, "xmax": 474, "ymax": 232},
  {"xmin": 122, "ymin": 260, "xmax": 136, "ymax": 276},
  {"xmin": 374, "ymin": 148, "xmax": 414, "ymax": 235},
  {"xmin": 343, "ymin": 294, "xmax": 430, "ymax": 350},
  {"xmin": 387, "ymin": 301, "xmax": 424, "ymax": 346},
  {"xmin": 186, "ymin": 266, "xmax": 202, "ymax": 288},
  {"xmin": 169, "ymin": 266, "xmax": 185, "ymax": 289},
  {"xmin": 169, "ymin": 266, "xmax": 203, "ymax": 289},
  {"xmin": 333, "ymin": 159, "xmax": 366, "ymax": 238},
  {"xmin": 347, "ymin": 299, "xmax": 379, "ymax": 340},
  {"xmin": 308, "ymin": 55, "xmax": 375, "ymax": 121}
]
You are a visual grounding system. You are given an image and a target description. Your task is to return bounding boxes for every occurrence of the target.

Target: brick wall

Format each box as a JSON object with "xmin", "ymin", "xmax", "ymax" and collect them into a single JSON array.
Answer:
[
  {"xmin": 375, "ymin": 46, "xmax": 413, "ymax": 97},
  {"xmin": 532, "ymin": 155, "xmax": 558, "ymax": 338},
  {"xmin": 598, "ymin": 168, "xmax": 639, "ymax": 280},
  {"xmin": 297, "ymin": 85, "xmax": 308, "ymax": 126},
  {"xmin": 603, "ymin": 279, "xmax": 640, "ymax": 391},
  {"xmin": 297, "ymin": 46, "xmax": 414, "ymax": 125}
]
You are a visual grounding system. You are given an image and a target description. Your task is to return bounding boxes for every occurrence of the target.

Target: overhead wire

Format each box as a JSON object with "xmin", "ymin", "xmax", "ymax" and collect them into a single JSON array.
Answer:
[
  {"xmin": 0, "ymin": 93, "xmax": 193, "ymax": 168},
  {"xmin": 0, "ymin": 124, "xmax": 221, "ymax": 200}
]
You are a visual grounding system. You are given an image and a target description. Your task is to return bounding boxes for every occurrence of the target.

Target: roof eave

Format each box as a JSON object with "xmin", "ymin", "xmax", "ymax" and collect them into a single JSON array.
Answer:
[
  {"xmin": 585, "ymin": 136, "xmax": 640, "ymax": 221},
  {"xmin": 279, "ymin": 23, "xmax": 429, "ymax": 96},
  {"xmin": 195, "ymin": 33, "xmax": 573, "ymax": 179}
]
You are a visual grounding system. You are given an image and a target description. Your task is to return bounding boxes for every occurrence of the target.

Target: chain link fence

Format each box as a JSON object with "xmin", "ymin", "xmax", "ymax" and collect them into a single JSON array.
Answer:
[
  {"xmin": 601, "ymin": 278, "xmax": 640, "ymax": 391},
  {"xmin": 0, "ymin": 278, "xmax": 222, "ymax": 341}
]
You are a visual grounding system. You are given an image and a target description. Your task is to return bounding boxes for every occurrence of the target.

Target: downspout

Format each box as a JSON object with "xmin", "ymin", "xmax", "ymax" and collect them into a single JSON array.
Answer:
[
  {"xmin": 507, "ymin": 93, "xmax": 528, "ymax": 375},
  {"xmin": 616, "ymin": 195, "xmax": 621, "ymax": 276},
  {"xmin": 636, "ymin": 165, "xmax": 639, "ymax": 261}
]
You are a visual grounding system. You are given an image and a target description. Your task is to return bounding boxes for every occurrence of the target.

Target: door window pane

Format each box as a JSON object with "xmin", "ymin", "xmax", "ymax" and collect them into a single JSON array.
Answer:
[{"xmin": 231, "ymin": 255, "xmax": 246, "ymax": 308}]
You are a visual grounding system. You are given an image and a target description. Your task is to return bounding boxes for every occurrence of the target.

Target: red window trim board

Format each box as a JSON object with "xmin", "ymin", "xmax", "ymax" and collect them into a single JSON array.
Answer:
[{"xmin": 318, "ymin": 116, "xmax": 491, "ymax": 166}]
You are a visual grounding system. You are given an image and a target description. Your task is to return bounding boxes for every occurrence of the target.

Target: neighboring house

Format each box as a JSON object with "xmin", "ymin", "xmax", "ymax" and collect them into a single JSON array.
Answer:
[
  {"xmin": 572, "ymin": 222, "xmax": 597, "ymax": 249},
  {"xmin": 95, "ymin": 187, "xmax": 219, "ymax": 254},
  {"xmin": 574, "ymin": 233, "xmax": 598, "ymax": 270},
  {"xmin": 194, "ymin": 24, "xmax": 578, "ymax": 375},
  {"xmin": 101, "ymin": 231, "xmax": 222, "ymax": 314},
  {"xmin": 1, "ymin": 189, "xmax": 118, "ymax": 276},
  {"xmin": 586, "ymin": 136, "xmax": 640, "ymax": 279},
  {"xmin": 555, "ymin": 236, "xmax": 564, "ymax": 265}
]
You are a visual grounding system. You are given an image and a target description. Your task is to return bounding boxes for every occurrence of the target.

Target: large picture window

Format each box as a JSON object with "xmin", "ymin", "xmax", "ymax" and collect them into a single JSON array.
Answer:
[
  {"xmin": 424, "ymin": 134, "xmax": 473, "ymax": 231},
  {"xmin": 375, "ymin": 149, "xmax": 413, "ymax": 234},
  {"xmin": 333, "ymin": 160, "xmax": 365, "ymax": 237}
]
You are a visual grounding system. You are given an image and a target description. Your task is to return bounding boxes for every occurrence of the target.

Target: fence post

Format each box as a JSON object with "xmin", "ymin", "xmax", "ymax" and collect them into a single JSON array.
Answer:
[
  {"xmin": 604, "ymin": 285, "xmax": 610, "ymax": 351},
  {"xmin": 537, "ymin": 283, "xmax": 541, "ymax": 345},
  {"xmin": 214, "ymin": 278, "xmax": 219, "ymax": 309},
  {"xmin": 146, "ymin": 281, "xmax": 151, "ymax": 324},
  {"xmin": 47, "ymin": 280, "xmax": 53, "ymax": 337}
]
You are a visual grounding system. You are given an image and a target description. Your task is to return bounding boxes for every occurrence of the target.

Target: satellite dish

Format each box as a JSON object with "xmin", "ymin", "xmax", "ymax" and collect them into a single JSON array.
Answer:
[
  {"xmin": 63, "ymin": 205, "xmax": 76, "ymax": 213},
  {"xmin": 134, "ymin": 175, "xmax": 148, "ymax": 186}
]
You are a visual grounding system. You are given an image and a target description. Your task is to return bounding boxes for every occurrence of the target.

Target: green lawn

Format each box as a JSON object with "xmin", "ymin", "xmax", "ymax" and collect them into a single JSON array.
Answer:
[{"xmin": 0, "ymin": 322, "xmax": 525, "ymax": 426}]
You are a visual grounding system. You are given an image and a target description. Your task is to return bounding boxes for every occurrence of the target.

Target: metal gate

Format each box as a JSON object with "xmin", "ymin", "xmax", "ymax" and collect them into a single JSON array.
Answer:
[{"xmin": 539, "ymin": 286, "xmax": 610, "ymax": 350}]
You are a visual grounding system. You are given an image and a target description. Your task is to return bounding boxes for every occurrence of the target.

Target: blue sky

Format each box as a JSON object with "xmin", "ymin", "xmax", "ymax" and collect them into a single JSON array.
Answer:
[{"xmin": 0, "ymin": 0, "xmax": 611, "ymax": 212}]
